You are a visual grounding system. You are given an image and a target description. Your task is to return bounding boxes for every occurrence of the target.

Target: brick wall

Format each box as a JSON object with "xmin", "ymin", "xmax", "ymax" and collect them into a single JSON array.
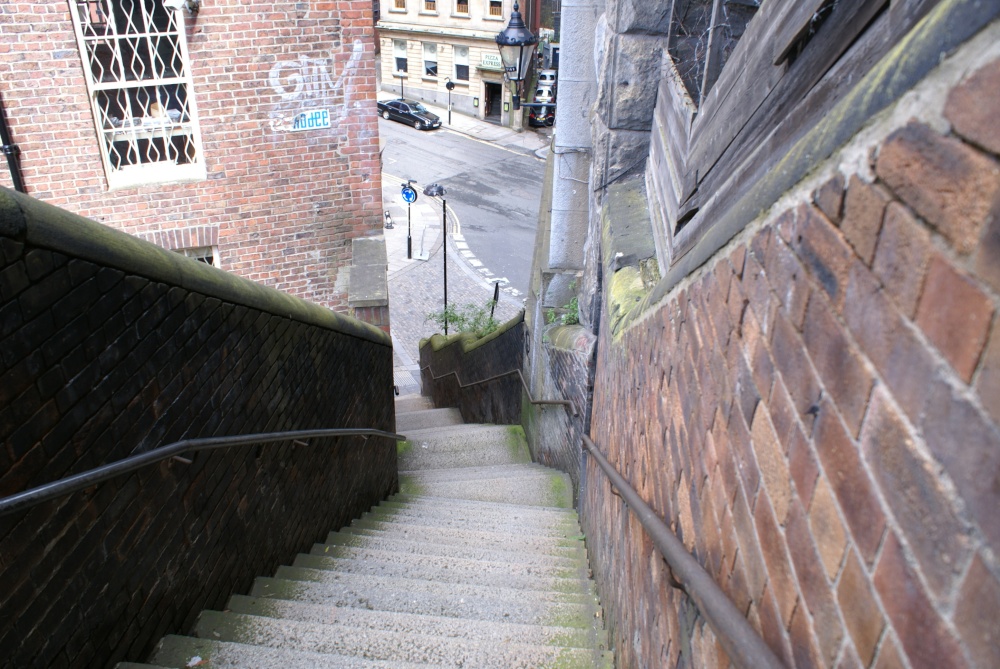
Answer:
[
  {"xmin": 582, "ymin": 56, "xmax": 1000, "ymax": 668},
  {"xmin": 419, "ymin": 313, "xmax": 525, "ymax": 425},
  {"xmin": 0, "ymin": 0, "xmax": 382, "ymax": 312},
  {"xmin": 0, "ymin": 189, "xmax": 397, "ymax": 668}
]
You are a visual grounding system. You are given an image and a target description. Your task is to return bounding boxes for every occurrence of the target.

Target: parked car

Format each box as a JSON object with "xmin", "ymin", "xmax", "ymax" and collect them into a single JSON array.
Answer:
[
  {"xmin": 533, "ymin": 86, "xmax": 555, "ymax": 104},
  {"xmin": 377, "ymin": 99, "xmax": 441, "ymax": 130},
  {"xmin": 528, "ymin": 105, "xmax": 554, "ymax": 127},
  {"xmin": 538, "ymin": 69, "xmax": 557, "ymax": 93}
]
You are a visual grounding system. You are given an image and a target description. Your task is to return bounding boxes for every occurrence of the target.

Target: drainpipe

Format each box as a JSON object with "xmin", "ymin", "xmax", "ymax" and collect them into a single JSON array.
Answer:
[{"xmin": 0, "ymin": 90, "xmax": 25, "ymax": 193}]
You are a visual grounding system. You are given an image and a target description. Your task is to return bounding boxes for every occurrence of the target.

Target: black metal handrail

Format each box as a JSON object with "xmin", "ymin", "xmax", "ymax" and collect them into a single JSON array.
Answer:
[
  {"xmin": 0, "ymin": 428, "xmax": 407, "ymax": 518},
  {"xmin": 582, "ymin": 435, "xmax": 786, "ymax": 669},
  {"xmin": 421, "ymin": 364, "xmax": 577, "ymax": 416}
]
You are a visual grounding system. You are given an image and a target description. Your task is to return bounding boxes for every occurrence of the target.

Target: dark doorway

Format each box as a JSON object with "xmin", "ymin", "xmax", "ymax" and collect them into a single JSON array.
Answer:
[{"xmin": 484, "ymin": 82, "xmax": 502, "ymax": 123}]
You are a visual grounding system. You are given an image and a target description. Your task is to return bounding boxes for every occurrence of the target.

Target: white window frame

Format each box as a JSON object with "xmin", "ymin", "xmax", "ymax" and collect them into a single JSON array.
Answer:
[
  {"xmin": 176, "ymin": 245, "xmax": 219, "ymax": 267},
  {"xmin": 423, "ymin": 42, "xmax": 438, "ymax": 78},
  {"xmin": 487, "ymin": 0, "xmax": 503, "ymax": 19},
  {"xmin": 393, "ymin": 39, "xmax": 408, "ymax": 74},
  {"xmin": 68, "ymin": 0, "xmax": 206, "ymax": 190},
  {"xmin": 454, "ymin": 0, "xmax": 469, "ymax": 15},
  {"xmin": 454, "ymin": 45, "xmax": 469, "ymax": 81}
]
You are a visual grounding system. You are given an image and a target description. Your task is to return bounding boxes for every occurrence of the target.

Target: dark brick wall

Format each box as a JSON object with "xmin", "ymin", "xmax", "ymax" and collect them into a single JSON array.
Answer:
[
  {"xmin": 582, "ymin": 55, "xmax": 1000, "ymax": 669},
  {"xmin": 419, "ymin": 314, "xmax": 525, "ymax": 425},
  {"xmin": 0, "ymin": 190, "xmax": 397, "ymax": 668}
]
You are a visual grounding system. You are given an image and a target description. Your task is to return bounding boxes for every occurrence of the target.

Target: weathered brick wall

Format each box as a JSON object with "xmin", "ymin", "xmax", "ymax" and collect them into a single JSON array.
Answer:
[
  {"xmin": 419, "ymin": 314, "xmax": 525, "ymax": 425},
  {"xmin": 0, "ymin": 0, "xmax": 381, "ymax": 311},
  {"xmin": 583, "ymin": 55, "xmax": 1000, "ymax": 668},
  {"xmin": 0, "ymin": 189, "xmax": 397, "ymax": 668},
  {"xmin": 522, "ymin": 324, "xmax": 595, "ymax": 501}
]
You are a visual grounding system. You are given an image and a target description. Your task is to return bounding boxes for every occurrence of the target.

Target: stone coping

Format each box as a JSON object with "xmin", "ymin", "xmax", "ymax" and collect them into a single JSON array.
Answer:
[
  {"xmin": 0, "ymin": 187, "xmax": 390, "ymax": 347},
  {"xmin": 419, "ymin": 310, "xmax": 525, "ymax": 355}
]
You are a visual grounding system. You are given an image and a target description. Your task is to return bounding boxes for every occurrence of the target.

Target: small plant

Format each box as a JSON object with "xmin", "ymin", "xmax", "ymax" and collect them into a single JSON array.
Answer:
[
  {"xmin": 561, "ymin": 296, "xmax": 579, "ymax": 325},
  {"xmin": 425, "ymin": 301, "xmax": 499, "ymax": 338}
]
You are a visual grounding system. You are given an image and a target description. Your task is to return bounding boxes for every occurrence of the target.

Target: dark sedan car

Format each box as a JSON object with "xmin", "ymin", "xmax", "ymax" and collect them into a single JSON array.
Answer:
[
  {"xmin": 377, "ymin": 99, "xmax": 441, "ymax": 130},
  {"xmin": 528, "ymin": 105, "xmax": 554, "ymax": 127}
]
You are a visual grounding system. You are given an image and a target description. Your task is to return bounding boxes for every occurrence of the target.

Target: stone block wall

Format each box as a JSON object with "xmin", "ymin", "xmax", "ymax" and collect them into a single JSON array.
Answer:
[
  {"xmin": 582, "ymin": 55, "xmax": 1000, "ymax": 669},
  {"xmin": 0, "ymin": 189, "xmax": 397, "ymax": 668},
  {"xmin": 419, "ymin": 314, "xmax": 525, "ymax": 426},
  {"xmin": 522, "ymin": 324, "xmax": 595, "ymax": 502},
  {"xmin": 0, "ymin": 0, "xmax": 381, "ymax": 312}
]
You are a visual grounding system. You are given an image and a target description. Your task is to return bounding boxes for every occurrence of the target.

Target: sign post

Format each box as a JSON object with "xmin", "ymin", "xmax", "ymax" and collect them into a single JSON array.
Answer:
[
  {"xmin": 401, "ymin": 181, "xmax": 418, "ymax": 259},
  {"xmin": 445, "ymin": 79, "xmax": 455, "ymax": 125}
]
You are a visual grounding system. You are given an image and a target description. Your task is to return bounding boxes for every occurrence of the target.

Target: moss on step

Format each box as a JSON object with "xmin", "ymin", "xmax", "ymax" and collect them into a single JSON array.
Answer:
[
  {"xmin": 507, "ymin": 425, "xmax": 531, "ymax": 463},
  {"xmin": 547, "ymin": 472, "xmax": 572, "ymax": 509},
  {"xmin": 396, "ymin": 440, "xmax": 412, "ymax": 455},
  {"xmin": 398, "ymin": 475, "xmax": 426, "ymax": 496}
]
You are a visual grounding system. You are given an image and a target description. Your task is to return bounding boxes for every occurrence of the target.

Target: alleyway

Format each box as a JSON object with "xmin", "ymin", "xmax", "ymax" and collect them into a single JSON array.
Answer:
[{"xmin": 380, "ymin": 102, "xmax": 549, "ymax": 395}]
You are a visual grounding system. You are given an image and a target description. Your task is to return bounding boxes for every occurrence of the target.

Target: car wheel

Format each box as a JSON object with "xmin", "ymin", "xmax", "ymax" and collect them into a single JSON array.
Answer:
[
  {"xmin": 382, "ymin": 110, "xmax": 390, "ymax": 120},
  {"xmin": 414, "ymin": 121, "xmax": 424, "ymax": 130}
]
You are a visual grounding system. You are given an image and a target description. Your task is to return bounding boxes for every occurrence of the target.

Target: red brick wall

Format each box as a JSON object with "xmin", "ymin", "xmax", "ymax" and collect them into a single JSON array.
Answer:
[
  {"xmin": 583, "ymin": 57, "xmax": 1000, "ymax": 668},
  {"xmin": 0, "ymin": 0, "xmax": 382, "ymax": 311}
]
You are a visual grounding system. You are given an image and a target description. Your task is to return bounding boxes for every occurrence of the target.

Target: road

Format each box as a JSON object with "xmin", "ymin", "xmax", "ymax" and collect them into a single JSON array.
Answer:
[{"xmin": 378, "ymin": 117, "xmax": 544, "ymax": 296}]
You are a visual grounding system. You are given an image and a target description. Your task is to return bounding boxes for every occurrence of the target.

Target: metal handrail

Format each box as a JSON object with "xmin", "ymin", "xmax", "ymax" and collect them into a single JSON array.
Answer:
[
  {"xmin": 0, "ymin": 427, "xmax": 406, "ymax": 518},
  {"xmin": 421, "ymin": 364, "xmax": 577, "ymax": 416},
  {"xmin": 582, "ymin": 435, "xmax": 786, "ymax": 669}
]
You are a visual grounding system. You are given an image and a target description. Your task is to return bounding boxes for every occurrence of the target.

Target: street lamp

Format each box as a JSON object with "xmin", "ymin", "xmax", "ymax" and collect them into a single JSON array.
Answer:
[
  {"xmin": 494, "ymin": 1, "xmax": 537, "ymax": 111},
  {"xmin": 423, "ymin": 183, "xmax": 449, "ymax": 335}
]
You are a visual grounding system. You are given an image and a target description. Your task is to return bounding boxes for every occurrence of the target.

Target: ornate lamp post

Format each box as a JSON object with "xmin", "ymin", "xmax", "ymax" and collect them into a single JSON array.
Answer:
[{"xmin": 494, "ymin": 2, "xmax": 538, "ymax": 111}]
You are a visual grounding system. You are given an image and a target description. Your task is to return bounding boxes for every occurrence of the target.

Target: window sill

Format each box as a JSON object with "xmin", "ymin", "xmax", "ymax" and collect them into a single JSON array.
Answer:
[
  {"xmin": 418, "ymin": 10, "xmax": 439, "ymax": 16},
  {"xmin": 483, "ymin": 15, "xmax": 504, "ymax": 21},
  {"xmin": 450, "ymin": 13, "xmax": 470, "ymax": 18},
  {"xmin": 387, "ymin": 8, "xmax": 407, "ymax": 13},
  {"xmin": 422, "ymin": 76, "xmax": 439, "ymax": 83}
]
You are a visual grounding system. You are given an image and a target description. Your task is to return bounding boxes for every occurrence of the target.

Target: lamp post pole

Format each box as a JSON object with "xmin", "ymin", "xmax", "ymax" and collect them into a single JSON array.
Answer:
[
  {"xmin": 402, "ymin": 181, "xmax": 418, "ymax": 259},
  {"xmin": 398, "ymin": 72, "xmax": 405, "ymax": 99},
  {"xmin": 423, "ymin": 183, "xmax": 449, "ymax": 335},
  {"xmin": 445, "ymin": 78, "xmax": 454, "ymax": 125}
]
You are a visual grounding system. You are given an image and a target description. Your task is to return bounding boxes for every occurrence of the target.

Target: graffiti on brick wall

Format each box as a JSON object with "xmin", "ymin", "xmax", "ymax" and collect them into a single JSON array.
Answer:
[{"xmin": 267, "ymin": 40, "xmax": 364, "ymax": 132}]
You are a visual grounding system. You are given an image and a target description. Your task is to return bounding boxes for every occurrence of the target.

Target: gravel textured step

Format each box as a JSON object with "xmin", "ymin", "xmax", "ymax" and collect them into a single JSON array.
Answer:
[
  {"xmin": 398, "ymin": 429, "xmax": 531, "ymax": 470},
  {"xmin": 251, "ymin": 576, "xmax": 601, "ymax": 628},
  {"xmin": 193, "ymin": 610, "xmax": 606, "ymax": 669},
  {"xmin": 401, "ymin": 467, "xmax": 573, "ymax": 507},
  {"xmin": 114, "ymin": 664, "xmax": 173, "ymax": 669},
  {"xmin": 395, "ymin": 408, "xmax": 464, "ymax": 432},
  {"xmin": 226, "ymin": 595, "xmax": 604, "ymax": 649},
  {"xmin": 317, "ymin": 533, "xmax": 587, "ymax": 568},
  {"xmin": 149, "ymin": 636, "xmax": 440, "ymax": 669},
  {"xmin": 338, "ymin": 520, "xmax": 585, "ymax": 554},
  {"xmin": 394, "ymin": 394, "xmax": 435, "ymax": 413},
  {"xmin": 271, "ymin": 566, "xmax": 595, "ymax": 604},
  {"xmin": 368, "ymin": 500, "xmax": 582, "ymax": 533},
  {"xmin": 290, "ymin": 553, "xmax": 596, "ymax": 595}
]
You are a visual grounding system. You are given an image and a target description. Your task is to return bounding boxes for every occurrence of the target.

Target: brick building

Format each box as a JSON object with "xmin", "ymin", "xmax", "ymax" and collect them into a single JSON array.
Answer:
[{"xmin": 0, "ymin": 0, "xmax": 382, "ymax": 312}]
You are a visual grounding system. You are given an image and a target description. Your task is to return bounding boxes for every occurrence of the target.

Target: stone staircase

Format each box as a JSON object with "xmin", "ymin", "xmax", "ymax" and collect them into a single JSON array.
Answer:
[{"xmin": 118, "ymin": 394, "xmax": 611, "ymax": 669}]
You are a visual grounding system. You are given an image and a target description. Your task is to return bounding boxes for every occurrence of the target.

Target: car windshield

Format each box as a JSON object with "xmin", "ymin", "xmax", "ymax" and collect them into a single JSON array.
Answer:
[{"xmin": 408, "ymin": 102, "xmax": 429, "ymax": 113}]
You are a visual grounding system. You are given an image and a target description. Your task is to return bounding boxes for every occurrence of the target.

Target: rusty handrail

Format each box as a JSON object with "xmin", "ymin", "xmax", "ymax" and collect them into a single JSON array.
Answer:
[
  {"xmin": 582, "ymin": 435, "xmax": 786, "ymax": 669},
  {"xmin": 420, "ymin": 364, "xmax": 577, "ymax": 416},
  {"xmin": 0, "ymin": 427, "xmax": 406, "ymax": 518}
]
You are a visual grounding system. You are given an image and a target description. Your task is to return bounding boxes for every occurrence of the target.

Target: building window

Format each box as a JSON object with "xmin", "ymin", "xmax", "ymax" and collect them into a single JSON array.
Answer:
[
  {"xmin": 176, "ymin": 246, "xmax": 219, "ymax": 267},
  {"xmin": 394, "ymin": 0, "xmax": 405, "ymax": 8},
  {"xmin": 456, "ymin": 0, "xmax": 469, "ymax": 13},
  {"xmin": 489, "ymin": 1, "xmax": 502, "ymax": 17},
  {"xmin": 424, "ymin": 0, "xmax": 436, "ymax": 10},
  {"xmin": 423, "ymin": 43, "xmax": 438, "ymax": 77},
  {"xmin": 68, "ymin": 0, "xmax": 205, "ymax": 190},
  {"xmin": 454, "ymin": 46, "xmax": 469, "ymax": 81},
  {"xmin": 394, "ymin": 40, "xmax": 408, "ymax": 73}
]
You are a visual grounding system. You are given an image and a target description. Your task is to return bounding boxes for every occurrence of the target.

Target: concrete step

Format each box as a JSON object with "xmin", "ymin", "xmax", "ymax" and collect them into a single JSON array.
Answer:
[
  {"xmin": 348, "ymin": 514, "xmax": 581, "ymax": 547},
  {"xmin": 401, "ymin": 466, "xmax": 573, "ymax": 507},
  {"xmin": 380, "ymin": 496, "xmax": 580, "ymax": 521},
  {"xmin": 401, "ymin": 422, "xmax": 509, "ymax": 441},
  {"xmin": 193, "ymin": 610, "xmax": 608, "ymax": 669},
  {"xmin": 340, "ymin": 518, "xmax": 584, "ymax": 553},
  {"xmin": 370, "ymin": 499, "xmax": 581, "ymax": 532},
  {"xmin": 395, "ymin": 407, "xmax": 464, "ymax": 432},
  {"xmin": 317, "ymin": 532, "xmax": 587, "ymax": 567},
  {"xmin": 114, "ymin": 664, "xmax": 173, "ymax": 669},
  {"xmin": 250, "ymin": 576, "xmax": 602, "ymax": 628},
  {"xmin": 290, "ymin": 553, "xmax": 596, "ymax": 595},
  {"xmin": 398, "ymin": 425, "xmax": 531, "ymax": 471},
  {"xmin": 226, "ymin": 594, "xmax": 605, "ymax": 650},
  {"xmin": 271, "ymin": 565, "xmax": 595, "ymax": 604},
  {"xmin": 394, "ymin": 394, "xmax": 434, "ymax": 413},
  {"xmin": 149, "ymin": 635, "xmax": 440, "ymax": 669}
]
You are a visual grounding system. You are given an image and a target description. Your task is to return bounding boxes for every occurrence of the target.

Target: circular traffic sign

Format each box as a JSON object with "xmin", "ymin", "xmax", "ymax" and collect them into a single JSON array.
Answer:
[{"xmin": 401, "ymin": 185, "xmax": 418, "ymax": 203}]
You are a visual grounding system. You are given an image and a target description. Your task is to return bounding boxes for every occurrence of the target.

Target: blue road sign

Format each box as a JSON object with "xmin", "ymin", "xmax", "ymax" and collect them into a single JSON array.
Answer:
[{"xmin": 401, "ymin": 185, "xmax": 418, "ymax": 203}]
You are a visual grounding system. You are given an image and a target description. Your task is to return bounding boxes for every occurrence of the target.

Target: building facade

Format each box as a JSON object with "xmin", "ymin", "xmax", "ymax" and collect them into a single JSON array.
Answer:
[
  {"xmin": 0, "ymin": 0, "xmax": 383, "ymax": 312},
  {"xmin": 376, "ymin": 0, "xmax": 535, "ymax": 128}
]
